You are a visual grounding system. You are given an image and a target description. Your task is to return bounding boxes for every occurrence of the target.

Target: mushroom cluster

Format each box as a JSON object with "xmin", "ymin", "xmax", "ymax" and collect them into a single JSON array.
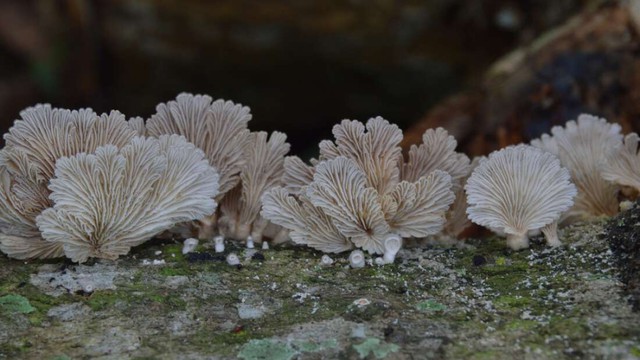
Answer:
[
  {"xmin": 0, "ymin": 104, "xmax": 219, "ymax": 262},
  {"xmin": 261, "ymin": 117, "xmax": 462, "ymax": 263},
  {"xmin": 140, "ymin": 93, "xmax": 291, "ymax": 248},
  {"xmin": 0, "ymin": 93, "xmax": 636, "ymax": 263}
]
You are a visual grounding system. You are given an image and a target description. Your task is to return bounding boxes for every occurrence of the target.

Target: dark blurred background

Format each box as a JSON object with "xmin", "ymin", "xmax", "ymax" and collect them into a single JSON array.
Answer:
[{"xmin": 1, "ymin": 0, "xmax": 638, "ymax": 157}]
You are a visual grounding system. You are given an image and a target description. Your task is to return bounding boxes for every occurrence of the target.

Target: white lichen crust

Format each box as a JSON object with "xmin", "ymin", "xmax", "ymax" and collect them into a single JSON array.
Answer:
[
  {"xmin": 465, "ymin": 144, "xmax": 577, "ymax": 250},
  {"xmin": 36, "ymin": 135, "xmax": 219, "ymax": 263}
]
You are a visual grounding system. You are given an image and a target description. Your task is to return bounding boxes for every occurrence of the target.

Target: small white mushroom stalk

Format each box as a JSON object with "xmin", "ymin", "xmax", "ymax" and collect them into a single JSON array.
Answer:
[
  {"xmin": 214, "ymin": 236, "xmax": 225, "ymax": 253},
  {"xmin": 261, "ymin": 117, "xmax": 456, "ymax": 263},
  {"xmin": 531, "ymin": 114, "xmax": 622, "ymax": 221},
  {"xmin": 182, "ymin": 238, "xmax": 199, "ymax": 254},
  {"xmin": 349, "ymin": 250, "xmax": 366, "ymax": 268},
  {"xmin": 465, "ymin": 144, "xmax": 577, "ymax": 250},
  {"xmin": 36, "ymin": 135, "xmax": 220, "ymax": 263}
]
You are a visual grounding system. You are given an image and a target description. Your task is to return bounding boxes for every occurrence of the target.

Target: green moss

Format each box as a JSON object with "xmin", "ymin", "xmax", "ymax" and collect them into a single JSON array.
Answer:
[
  {"xmin": 630, "ymin": 346, "xmax": 640, "ymax": 357},
  {"xmin": 159, "ymin": 266, "xmax": 192, "ymax": 277},
  {"xmin": 208, "ymin": 329, "xmax": 252, "ymax": 346},
  {"xmin": 544, "ymin": 317, "xmax": 589, "ymax": 339},
  {"xmin": 162, "ymin": 244, "xmax": 186, "ymax": 262},
  {"xmin": 504, "ymin": 320, "xmax": 538, "ymax": 331},
  {"xmin": 0, "ymin": 294, "xmax": 35, "ymax": 314},
  {"xmin": 416, "ymin": 299, "xmax": 447, "ymax": 312},
  {"xmin": 292, "ymin": 339, "xmax": 338, "ymax": 352},
  {"xmin": 494, "ymin": 295, "xmax": 532, "ymax": 309},
  {"xmin": 237, "ymin": 339, "xmax": 298, "ymax": 360},
  {"xmin": 467, "ymin": 349, "xmax": 502, "ymax": 360},
  {"xmin": 49, "ymin": 356, "xmax": 72, "ymax": 360},
  {"xmin": 85, "ymin": 290, "xmax": 123, "ymax": 311},
  {"xmin": 352, "ymin": 337, "xmax": 400, "ymax": 359}
]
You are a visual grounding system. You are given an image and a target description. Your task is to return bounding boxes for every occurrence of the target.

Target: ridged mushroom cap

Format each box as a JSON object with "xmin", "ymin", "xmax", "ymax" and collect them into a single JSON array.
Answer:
[
  {"xmin": 601, "ymin": 132, "xmax": 640, "ymax": 192},
  {"xmin": 465, "ymin": 144, "xmax": 576, "ymax": 239},
  {"xmin": 531, "ymin": 114, "xmax": 622, "ymax": 219},
  {"xmin": 36, "ymin": 135, "xmax": 219, "ymax": 263}
]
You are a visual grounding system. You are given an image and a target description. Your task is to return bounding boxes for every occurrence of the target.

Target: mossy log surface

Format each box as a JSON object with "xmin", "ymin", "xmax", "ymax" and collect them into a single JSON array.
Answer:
[{"xmin": 0, "ymin": 219, "xmax": 639, "ymax": 359}]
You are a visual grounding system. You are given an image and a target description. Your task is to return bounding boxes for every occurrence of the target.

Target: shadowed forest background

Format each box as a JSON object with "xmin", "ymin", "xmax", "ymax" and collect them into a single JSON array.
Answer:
[{"xmin": 0, "ymin": 0, "xmax": 638, "ymax": 157}]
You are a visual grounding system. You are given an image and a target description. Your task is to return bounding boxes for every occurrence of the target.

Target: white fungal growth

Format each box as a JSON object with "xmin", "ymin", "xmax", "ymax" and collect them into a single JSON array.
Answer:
[
  {"xmin": 382, "ymin": 235, "xmax": 402, "ymax": 264},
  {"xmin": 262, "ymin": 241, "xmax": 269, "ymax": 250},
  {"xmin": 601, "ymin": 132, "xmax": 640, "ymax": 193},
  {"xmin": 36, "ymin": 135, "xmax": 220, "ymax": 263},
  {"xmin": 214, "ymin": 235, "xmax": 225, "ymax": 253},
  {"xmin": 218, "ymin": 131, "xmax": 290, "ymax": 242},
  {"xmin": 246, "ymin": 236, "xmax": 255, "ymax": 249},
  {"xmin": 349, "ymin": 250, "xmax": 366, "ymax": 268},
  {"xmin": 320, "ymin": 254, "xmax": 334, "ymax": 266},
  {"xmin": 146, "ymin": 93, "xmax": 252, "ymax": 239},
  {"xmin": 531, "ymin": 114, "xmax": 622, "ymax": 220},
  {"xmin": 465, "ymin": 145, "xmax": 577, "ymax": 250},
  {"xmin": 226, "ymin": 253, "xmax": 240, "ymax": 266},
  {"xmin": 541, "ymin": 222, "xmax": 561, "ymax": 247},
  {"xmin": 262, "ymin": 117, "xmax": 456, "ymax": 262},
  {"xmin": 182, "ymin": 238, "xmax": 199, "ymax": 254},
  {"xmin": 0, "ymin": 105, "xmax": 140, "ymax": 259}
]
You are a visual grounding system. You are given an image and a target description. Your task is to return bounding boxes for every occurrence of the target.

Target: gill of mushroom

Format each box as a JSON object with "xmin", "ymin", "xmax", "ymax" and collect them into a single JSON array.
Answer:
[
  {"xmin": 465, "ymin": 144, "xmax": 577, "ymax": 250},
  {"xmin": 261, "ymin": 117, "xmax": 456, "ymax": 263}
]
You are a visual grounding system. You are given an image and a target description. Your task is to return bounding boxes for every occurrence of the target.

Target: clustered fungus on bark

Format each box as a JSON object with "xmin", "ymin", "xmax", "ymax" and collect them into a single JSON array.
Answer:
[
  {"xmin": 0, "ymin": 94, "xmax": 636, "ymax": 264},
  {"xmin": 0, "ymin": 105, "xmax": 142, "ymax": 259},
  {"xmin": 261, "ymin": 117, "xmax": 459, "ymax": 263},
  {"xmin": 36, "ymin": 135, "xmax": 219, "ymax": 263}
]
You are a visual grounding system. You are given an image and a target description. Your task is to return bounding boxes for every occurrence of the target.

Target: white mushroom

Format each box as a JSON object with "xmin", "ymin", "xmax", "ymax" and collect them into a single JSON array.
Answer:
[
  {"xmin": 218, "ymin": 131, "xmax": 290, "ymax": 242},
  {"xmin": 0, "ymin": 105, "xmax": 140, "ymax": 259},
  {"xmin": 182, "ymin": 238, "xmax": 199, "ymax": 254},
  {"xmin": 465, "ymin": 145, "xmax": 577, "ymax": 250},
  {"xmin": 261, "ymin": 117, "xmax": 456, "ymax": 263},
  {"xmin": 36, "ymin": 135, "xmax": 220, "ymax": 263},
  {"xmin": 226, "ymin": 253, "xmax": 240, "ymax": 266},
  {"xmin": 146, "ymin": 93, "xmax": 252, "ymax": 239},
  {"xmin": 349, "ymin": 250, "xmax": 366, "ymax": 268},
  {"xmin": 531, "ymin": 114, "xmax": 622, "ymax": 221},
  {"xmin": 601, "ymin": 132, "xmax": 640, "ymax": 194},
  {"xmin": 214, "ymin": 235, "xmax": 225, "ymax": 253}
]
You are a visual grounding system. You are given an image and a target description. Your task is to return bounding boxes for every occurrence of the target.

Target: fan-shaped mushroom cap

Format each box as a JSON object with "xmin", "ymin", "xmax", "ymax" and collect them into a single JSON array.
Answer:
[
  {"xmin": 219, "ymin": 131, "xmax": 290, "ymax": 241},
  {"xmin": 0, "ymin": 105, "xmax": 140, "ymax": 259},
  {"xmin": 146, "ymin": 93, "xmax": 252, "ymax": 198},
  {"xmin": 531, "ymin": 114, "xmax": 622, "ymax": 220},
  {"xmin": 261, "ymin": 187, "xmax": 353, "ymax": 253},
  {"xmin": 466, "ymin": 144, "xmax": 577, "ymax": 250},
  {"xmin": 307, "ymin": 156, "xmax": 391, "ymax": 254},
  {"xmin": 36, "ymin": 135, "xmax": 219, "ymax": 263},
  {"xmin": 318, "ymin": 117, "xmax": 403, "ymax": 195},
  {"xmin": 601, "ymin": 132, "xmax": 640, "ymax": 193},
  {"xmin": 401, "ymin": 127, "xmax": 471, "ymax": 188}
]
